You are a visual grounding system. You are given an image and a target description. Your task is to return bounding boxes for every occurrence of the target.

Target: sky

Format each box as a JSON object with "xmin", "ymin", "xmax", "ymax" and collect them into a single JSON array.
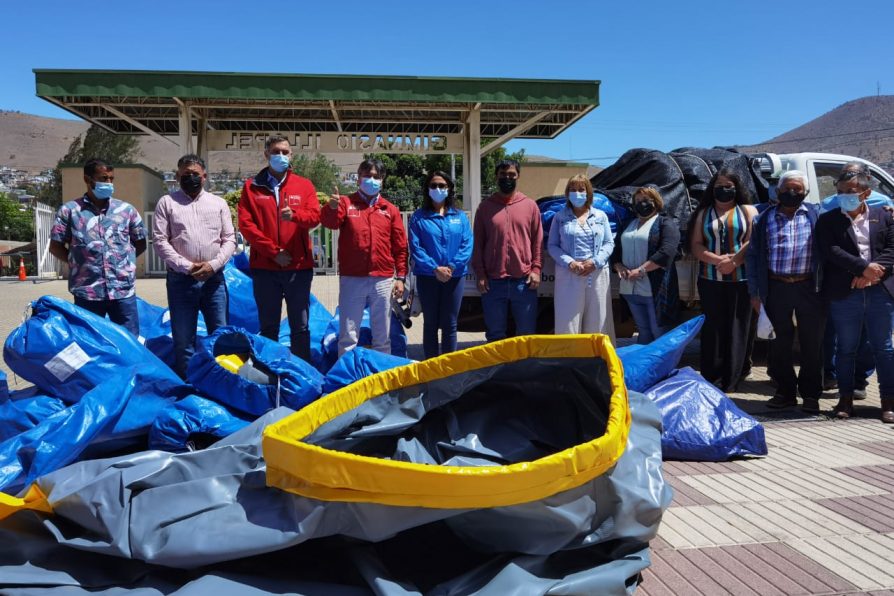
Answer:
[{"xmin": 2, "ymin": 0, "xmax": 893, "ymax": 166}]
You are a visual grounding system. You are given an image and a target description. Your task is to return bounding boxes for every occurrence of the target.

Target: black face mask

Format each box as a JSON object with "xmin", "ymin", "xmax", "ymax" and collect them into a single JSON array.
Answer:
[
  {"xmin": 634, "ymin": 200, "xmax": 656, "ymax": 217},
  {"xmin": 713, "ymin": 186, "xmax": 736, "ymax": 203},
  {"xmin": 497, "ymin": 177, "xmax": 517, "ymax": 195},
  {"xmin": 777, "ymin": 191, "xmax": 805, "ymax": 208},
  {"xmin": 180, "ymin": 173, "xmax": 203, "ymax": 195}
]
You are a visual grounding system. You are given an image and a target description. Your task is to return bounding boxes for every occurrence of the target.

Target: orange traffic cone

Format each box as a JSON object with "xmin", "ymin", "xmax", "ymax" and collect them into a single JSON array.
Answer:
[{"xmin": 18, "ymin": 257, "xmax": 26, "ymax": 281}]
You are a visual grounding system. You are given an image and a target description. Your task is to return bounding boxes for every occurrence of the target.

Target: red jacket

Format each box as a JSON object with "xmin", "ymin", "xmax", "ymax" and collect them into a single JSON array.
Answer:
[
  {"xmin": 238, "ymin": 169, "xmax": 320, "ymax": 271},
  {"xmin": 320, "ymin": 193, "xmax": 408, "ymax": 278}
]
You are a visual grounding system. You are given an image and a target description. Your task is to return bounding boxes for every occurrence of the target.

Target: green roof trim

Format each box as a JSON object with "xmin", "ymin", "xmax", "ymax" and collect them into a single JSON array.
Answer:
[{"xmin": 34, "ymin": 70, "xmax": 600, "ymax": 105}]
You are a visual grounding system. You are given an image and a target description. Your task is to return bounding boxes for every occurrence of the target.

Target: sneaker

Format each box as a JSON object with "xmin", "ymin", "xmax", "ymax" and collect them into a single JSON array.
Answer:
[
  {"xmin": 801, "ymin": 398, "xmax": 820, "ymax": 413},
  {"xmin": 853, "ymin": 388, "xmax": 867, "ymax": 401},
  {"xmin": 823, "ymin": 377, "xmax": 838, "ymax": 391},
  {"xmin": 766, "ymin": 394, "xmax": 797, "ymax": 409}
]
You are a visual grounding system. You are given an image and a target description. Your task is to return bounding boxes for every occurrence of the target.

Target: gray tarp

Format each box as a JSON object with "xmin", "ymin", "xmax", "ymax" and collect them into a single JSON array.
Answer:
[{"xmin": 0, "ymin": 385, "xmax": 669, "ymax": 595}]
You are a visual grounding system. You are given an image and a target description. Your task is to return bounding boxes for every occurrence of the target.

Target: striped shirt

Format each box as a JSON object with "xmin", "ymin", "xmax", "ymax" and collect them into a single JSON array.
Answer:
[
  {"xmin": 700, "ymin": 205, "xmax": 748, "ymax": 282},
  {"xmin": 767, "ymin": 204, "xmax": 813, "ymax": 275},
  {"xmin": 152, "ymin": 189, "xmax": 236, "ymax": 274}
]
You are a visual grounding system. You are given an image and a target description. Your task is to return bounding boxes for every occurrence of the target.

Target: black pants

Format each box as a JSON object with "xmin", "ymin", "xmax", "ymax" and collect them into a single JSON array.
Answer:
[
  {"xmin": 764, "ymin": 279, "xmax": 826, "ymax": 400},
  {"xmin": 698, "ymin": 278, "xmax": 754, "ymax": 392}
]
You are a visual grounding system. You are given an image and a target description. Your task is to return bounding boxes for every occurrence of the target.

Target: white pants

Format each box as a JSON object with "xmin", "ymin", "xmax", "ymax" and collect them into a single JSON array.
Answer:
[
  {"xmin": 338, "ymin": 276, "xmax": 392, "ymax": 356},
  {"xmin": 553, "ymin": 265, "xmax": 615, "ymax": 343}
]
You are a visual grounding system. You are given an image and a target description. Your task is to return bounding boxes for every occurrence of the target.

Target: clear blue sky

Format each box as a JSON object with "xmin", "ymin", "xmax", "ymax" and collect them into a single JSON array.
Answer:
[{"xmin": 3, "ymin": 0, "xmax": 892, "ymax": 165}]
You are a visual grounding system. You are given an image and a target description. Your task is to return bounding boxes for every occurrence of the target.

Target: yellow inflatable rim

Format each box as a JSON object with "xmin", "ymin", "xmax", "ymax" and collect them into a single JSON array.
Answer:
[
  {"xmin": 0, "ymin": 484, "xmax": 52, "ymax": 521},
  {"xmin": 263, "ymin": 334, "xmax": 630, "ymax": 508}
]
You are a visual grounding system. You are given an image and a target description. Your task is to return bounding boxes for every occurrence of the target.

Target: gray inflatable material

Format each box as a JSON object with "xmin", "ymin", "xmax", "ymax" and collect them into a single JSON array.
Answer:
[{"xmin": 0, "ymin": 391, "xmax": 670, "ymax": 595}]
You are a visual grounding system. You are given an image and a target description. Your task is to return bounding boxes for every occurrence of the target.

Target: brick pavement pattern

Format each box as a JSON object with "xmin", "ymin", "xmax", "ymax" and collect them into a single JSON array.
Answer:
[{"xmin": 3, "ymin": 276, "xmax": 894, "ymax": 593}]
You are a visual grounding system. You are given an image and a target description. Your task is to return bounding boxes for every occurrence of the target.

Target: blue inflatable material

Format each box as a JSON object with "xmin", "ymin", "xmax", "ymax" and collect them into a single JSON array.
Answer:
[
  {"xmin": 0, "ymin": 371, "xmax": 136, "ymax": 493},
  {"xmin": 645, "ymin": 367, "xmax": 767, "ymax": 461},
  {"xmin": 187, "ymin": 326, "xmax": 323, "ymax": 416},
  {"xmin": 0, "ymin": 388, "xmax": 67, "ymax": 442},
  {"xmin": 617, "ymin": 315, "xmax": 704, "ymax": 392},
  {"xmin": 322, "ymin": 347, "xmax": 412, "ymax": 395},
  {"xmin": 3, "ymin": 296, "xmax": 192, "ymax": 445},
  {"xmin": 148, "ymin": 395, "xmax": 251, "ymax": 452},
  {"xmin": 223, "ymin": 261, "xmax": 260, "ymax": 333},
  {"xmin": 0, "ymin": 371, "xmax": 7, "ymax": 402},
  {"xmin": 539, "ymin": 193, "xmax": 631, "ymax": 235},
  {"xmin": 232, "ymin": 251, "xmax": 251, "ymax": 274},
  {"xmin": 278, "ymin": 294, "xmax": 334, "ymax": 373}
]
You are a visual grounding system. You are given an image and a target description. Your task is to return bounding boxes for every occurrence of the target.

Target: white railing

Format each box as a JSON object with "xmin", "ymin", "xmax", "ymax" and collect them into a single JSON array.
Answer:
[
  {"xmin": 143, "ymin": 211, "xmax": 168, "ymax": 276},
  {"xmin": 34, "ymin": 201, "xmax": 61, "ymax": 278}
]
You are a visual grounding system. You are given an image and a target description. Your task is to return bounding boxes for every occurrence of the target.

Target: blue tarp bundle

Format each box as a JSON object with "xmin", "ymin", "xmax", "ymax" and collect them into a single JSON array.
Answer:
[
  {"xmin": 645, "ymin": 367, "xmax": 767, "ymax": 461},
  {"xmin": 539, "ymin": 193, "xmax": 632, "ymax": 235},
  {"xmin": 0, "ymin": 370, "xmax": 136, "ymax": 493},
  {"xmin": 148, "ymin": 395, "xmax": 251, "ymax": 452},
  {"xmin": 322, "ymin": 347, "xmax": 412, "ymax": 395},
  {"xmin": 223, "ymin": 261, "xmax": 260, "ymax": 333},
  {"xmin": 187, "ymin": 326, "xmax": 323, "ymax": 417},
  {"xmin": 0, "ymin": 387, "xmax": 66, "ymax": 442},
  {"xmin": 2, "ymin": 296, "xmax": 192, "ymax": 445},
  {"xmin": 617, "ymin": 315, "xmax": 704, "ymax": 392}
]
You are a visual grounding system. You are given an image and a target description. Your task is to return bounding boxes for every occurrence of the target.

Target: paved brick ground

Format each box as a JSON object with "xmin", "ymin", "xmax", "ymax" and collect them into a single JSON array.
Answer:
[{"xmin": 2, "ymin": 276, "xmax": 893, "ymax": 593}]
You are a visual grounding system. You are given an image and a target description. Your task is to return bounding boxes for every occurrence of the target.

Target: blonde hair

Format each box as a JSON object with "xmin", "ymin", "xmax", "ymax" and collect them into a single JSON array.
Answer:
[
  {"xmin": 633, "ymin": 186, "xmax": 664, "ymax": 212},
  {"xmin": 565, "ymin": 175, "xmax": 594, "ymax": 208}
]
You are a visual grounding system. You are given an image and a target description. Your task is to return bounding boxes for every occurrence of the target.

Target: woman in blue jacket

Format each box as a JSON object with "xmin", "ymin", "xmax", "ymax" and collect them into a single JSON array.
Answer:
[{"xmin": 409, "ymin": 171, "xmax": 473, "ymax": 358}]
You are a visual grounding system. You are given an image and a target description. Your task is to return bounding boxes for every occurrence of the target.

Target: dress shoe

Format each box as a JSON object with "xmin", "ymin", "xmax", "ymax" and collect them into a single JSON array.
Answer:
[
  {"xmin": 823, "ymin": 377, "xmax": 838, "ymax": 391},
  {"xmin": 853, "ymin": 388, "xmax": 867, "ymax": 401},
  {"xmin": 766, "ymin": 394, "xmax": 797, "ymax": 409},
  {"xmin": 881, "ymin": 399, "xmax": 894, "ymax": 424},
  {"xmin": 801, "ymin": 398, "xmax": 820, "ymax": 414},
  {"xmin": 833, "ymin": 395, "xmax": 854, "ymax": 420}
]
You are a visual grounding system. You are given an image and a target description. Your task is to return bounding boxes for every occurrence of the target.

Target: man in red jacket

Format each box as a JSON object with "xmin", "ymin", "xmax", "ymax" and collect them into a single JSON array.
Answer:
[
  {"xmin": 238, "ymin": 135, "xmax": 321, "ymax": 362},
  {"xmin": 321, "ymin": 158, "xmax": 408, "ymax": 355}
]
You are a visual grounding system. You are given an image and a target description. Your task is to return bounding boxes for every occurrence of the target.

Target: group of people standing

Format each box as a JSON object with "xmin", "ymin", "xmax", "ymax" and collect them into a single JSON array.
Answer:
[{"xmin": 50, "ymin": 140, "xmax": 894, "ymax": 424}]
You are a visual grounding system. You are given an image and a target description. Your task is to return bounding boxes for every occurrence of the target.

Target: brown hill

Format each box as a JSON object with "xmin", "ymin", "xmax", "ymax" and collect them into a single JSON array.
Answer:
[
  {"xmin": 0, "ymin": 110, "xmax": 361, "ymax": 176},
  {"xmin": 740, "ymin": 95, "xmax": 894, "ymax": 173}
]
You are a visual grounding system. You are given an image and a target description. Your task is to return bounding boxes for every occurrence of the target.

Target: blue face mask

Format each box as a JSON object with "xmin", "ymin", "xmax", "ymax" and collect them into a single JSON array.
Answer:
[
  {"xmin": 568, "ymin": 191, "xmax": 587, "ymax": 208},
  {"xmin": 92, "ymin": 182, "xmax": 114, "ymax": 200},
  {"xmin": 429, "ymin": 187, "xmax": 449, "ymax": 204},
  {"xmin": 360, "ymin": 177, "xmax": 382, "ymax": 197},
  {"xmin": 268, "ymin": 154, "xmax": 291, "ymax": 173},
  {"xmin": 838, "ymin": 193, "xmax": 862, "ymax": 213}
]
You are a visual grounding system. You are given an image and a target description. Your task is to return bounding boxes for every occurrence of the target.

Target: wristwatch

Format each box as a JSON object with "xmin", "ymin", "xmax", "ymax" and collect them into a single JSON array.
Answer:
[
  {"xmin": 394, "ymin": 277, "xmax": 406, "ymax": 283},
  {"xmin": 638, "ymin": 266, "xmax": 646, "ymax": 276}
]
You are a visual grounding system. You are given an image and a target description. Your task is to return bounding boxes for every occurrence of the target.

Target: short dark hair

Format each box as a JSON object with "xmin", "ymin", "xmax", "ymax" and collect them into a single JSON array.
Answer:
[
  {"xmin": 421, "ymin": 171, "xmax": 456, "ymax": 211},
  {"xmin": 358, "ymin": 158, "xmax": 386, "ymax": 180},
  {"xmin": 265, "ymin": 135, "xmax": 290, "ymax": 152},
  {"xmin": 84, "ymin": 158, "xmax": 113, "ymax": 177},
  {"xmin": 177, "ymin": 154, "xmax": 206, "ymax": 171},
  {"xmin": 495, "ymin": 159, "xmax": 521, "ymax": 176}
]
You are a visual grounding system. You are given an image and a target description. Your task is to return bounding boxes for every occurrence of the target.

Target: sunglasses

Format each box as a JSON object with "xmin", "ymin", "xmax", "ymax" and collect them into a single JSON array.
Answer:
[{"xmin": 428, "ymin": 183, "xmax": 448, "ymax": 190}]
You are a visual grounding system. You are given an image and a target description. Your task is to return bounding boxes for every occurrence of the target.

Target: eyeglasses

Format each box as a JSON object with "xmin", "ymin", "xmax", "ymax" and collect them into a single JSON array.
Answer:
[{"xmin": 428, "ymin": 183, "xmax": 448, "ymax": 189}]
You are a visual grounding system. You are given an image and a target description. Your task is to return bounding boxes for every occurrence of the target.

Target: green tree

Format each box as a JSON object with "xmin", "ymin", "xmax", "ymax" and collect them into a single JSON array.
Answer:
[
  {"xmin": 223, "ymin": 189, "xmax": 240, "ymax": 228},
  {"xmin": 290, "ymin": 153, "xmax": 341, "ymax": 196},
  {"xmin": 364, "ymin": 144, "xmax": 525, "ymax": 211},
  {"xmin": 0, "ymin": 192, "xmax": 35, "ymax": 242},
  {"xmin": 37, "ymin": 125, "xmax": 141, "ymax": 207}
]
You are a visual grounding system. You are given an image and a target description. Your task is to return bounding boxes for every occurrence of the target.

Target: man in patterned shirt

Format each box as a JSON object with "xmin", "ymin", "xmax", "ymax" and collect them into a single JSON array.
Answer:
[
  {"xmin": 745, "ymin": 170, "xmax": 824, "ymax": 412},
  {"xmin": 153, "ymin": 154, "xmax": 235, "ymax": 378},
  {"xmin": 49, "ymin": 158, "xmax": 147, "ymax": 336}
]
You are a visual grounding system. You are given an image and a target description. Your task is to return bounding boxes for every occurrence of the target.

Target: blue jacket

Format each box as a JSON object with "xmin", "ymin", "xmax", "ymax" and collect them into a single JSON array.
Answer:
[
  {"xmin": 547, "ymin": 205, "xmax": 614, "ymax": 269},
  {"xmin": 745, "ymin": 202, "xmax": 821, "ymax": 303},
  {"xmin": 408, "ymin": 207, "xmax": 473, "ymax": 278}
]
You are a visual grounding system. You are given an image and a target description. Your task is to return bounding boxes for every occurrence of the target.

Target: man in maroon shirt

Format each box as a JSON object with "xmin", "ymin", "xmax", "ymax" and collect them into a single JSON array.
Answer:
[
  {"xmin": 471, "ymin": 159, "xmax": 543, "ymax": 341},
  {"xmin": 321, "ymin": 158, "xmax": 408, "ymax": 355}
]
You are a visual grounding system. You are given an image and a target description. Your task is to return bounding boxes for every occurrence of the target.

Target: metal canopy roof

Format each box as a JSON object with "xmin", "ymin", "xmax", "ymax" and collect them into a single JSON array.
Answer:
[{"xmin": 34, "ymin": 69, "xmax": 600, "ymax": 138}]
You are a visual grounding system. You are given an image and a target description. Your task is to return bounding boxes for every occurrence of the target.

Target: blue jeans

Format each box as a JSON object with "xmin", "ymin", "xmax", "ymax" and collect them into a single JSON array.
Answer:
[
  {"xmin": 823, "ymin": 317, "xmax": 874, "ymax": 388},
  {"xmin": 416, "ymin": 274, "xmax": 463, "ymax": 358},
  {"xmin": 623, "ymin": 293, "xmax": 662, "ymax": 344},
  {"xmin": 252, "ymin": 268, "xmax": 313, "ymax": 362},
  {"xmin": 167, "ymin": 270, "xmax": 228, "ymax": 379},
  {"xmin": 74, "ymin": 295, "xmax": 139, "ymax": 337},
  {"xmin": 829, "ymin": 286, "xmax": 894, "ymax": 399},
  {"xmin": 481, "ymin": 277, "xmax": 538, "ymax": 342}
]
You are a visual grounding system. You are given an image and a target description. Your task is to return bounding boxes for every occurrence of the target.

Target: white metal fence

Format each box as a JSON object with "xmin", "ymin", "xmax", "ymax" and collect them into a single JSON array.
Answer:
[
  {"xmin": 142, "ymin": 212, "xmax": 168, "ymax": 276},
  {"xmin": 34, "ymin": 201, "xmax": 60, "ymax": 278}
]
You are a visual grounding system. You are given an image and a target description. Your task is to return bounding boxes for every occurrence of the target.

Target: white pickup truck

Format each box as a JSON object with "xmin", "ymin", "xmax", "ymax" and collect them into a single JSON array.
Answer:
[{"xmin": 457, "ymin": 152, "xmax": 894, "ymax": 332}]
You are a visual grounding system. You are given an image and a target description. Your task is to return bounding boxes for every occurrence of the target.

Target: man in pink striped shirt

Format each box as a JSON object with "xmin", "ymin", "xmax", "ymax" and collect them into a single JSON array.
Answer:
[{"xmin": 153, "ymin": 154, "xmax": 236, "ymax": 378}]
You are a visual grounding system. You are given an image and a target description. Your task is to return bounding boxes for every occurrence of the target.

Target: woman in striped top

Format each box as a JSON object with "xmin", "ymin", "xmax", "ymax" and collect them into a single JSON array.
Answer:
[{"xmin": 689, "ymin": 168, "xmax": 759, "ymax": 392}]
